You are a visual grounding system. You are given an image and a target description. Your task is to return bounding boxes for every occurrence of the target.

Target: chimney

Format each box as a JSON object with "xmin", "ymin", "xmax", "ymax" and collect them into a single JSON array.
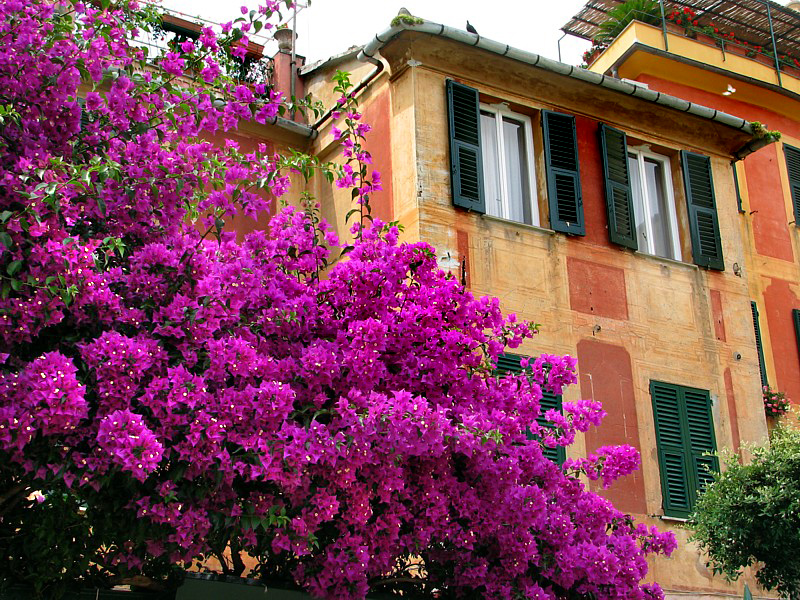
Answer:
[{"xmin": 271, "ymin": 28, "xmax": 305, "ymax": 123}]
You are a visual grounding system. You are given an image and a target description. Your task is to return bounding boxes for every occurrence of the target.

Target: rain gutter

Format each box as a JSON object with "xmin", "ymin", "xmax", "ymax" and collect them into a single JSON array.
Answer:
[{"xmin": 355, "ymin": 18, "xmax": 769, "ymax": 158}]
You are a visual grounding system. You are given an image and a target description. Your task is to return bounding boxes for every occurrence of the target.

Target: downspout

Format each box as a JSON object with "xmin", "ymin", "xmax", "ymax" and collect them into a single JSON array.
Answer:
[
  {"xmin": 290, "ymin": 3, "xmax": 298, "ymax": 117},
  {"xmin": 311, "ymin": 53, "xmax": 384, "ymax": 132},
  {"xmin": 766, "ymin": 2, "xmax": 784, "ymax": 88},
  {"xmin": 658, "ymin": 0, "xmax": 669, "ymax": 52}
]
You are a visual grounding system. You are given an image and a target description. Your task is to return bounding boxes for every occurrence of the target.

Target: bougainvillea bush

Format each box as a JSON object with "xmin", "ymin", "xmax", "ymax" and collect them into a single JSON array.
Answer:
[{"xmin": 0, "ymin": 1, "xmax": 676, "ymax": 598}]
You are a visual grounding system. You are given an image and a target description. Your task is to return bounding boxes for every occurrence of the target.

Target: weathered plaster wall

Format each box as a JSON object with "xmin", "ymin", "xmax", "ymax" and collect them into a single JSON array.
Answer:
[
  {"xmin": 377, "ymin": 34, "xmax": 767, "ymax": 596},
  {"xmin": 302, "ymin": 30, "xmax": 774, "ymax": 596},
  {"xmin": 623, "ymin": 70, "xmax": 800, "ymax": 421}
]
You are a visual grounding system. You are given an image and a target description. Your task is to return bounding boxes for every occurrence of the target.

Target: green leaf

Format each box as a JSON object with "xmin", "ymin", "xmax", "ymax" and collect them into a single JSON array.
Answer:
[
  {"xmin": 6, "ymin": 260, "xmax": 22, "ymax": 276},
  {"xmin": 0, "ymin": 232, "xmax": 12, "ymax": 249},
  {"xmin": 96, "ymin": 194, "xmax": 106, "ymax": 217}
]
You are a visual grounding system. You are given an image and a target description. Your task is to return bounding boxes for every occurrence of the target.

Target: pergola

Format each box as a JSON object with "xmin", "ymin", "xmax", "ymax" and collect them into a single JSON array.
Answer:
[{"xmin": 562, "ymin": 0, "xmax": 800, "ymax": 60}]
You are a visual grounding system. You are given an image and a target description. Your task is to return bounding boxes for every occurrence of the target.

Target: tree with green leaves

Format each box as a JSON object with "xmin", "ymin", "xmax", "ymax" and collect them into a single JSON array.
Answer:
[{"xmin": 691, "ymin": 425, "xmax": 800, "ymax": 599}]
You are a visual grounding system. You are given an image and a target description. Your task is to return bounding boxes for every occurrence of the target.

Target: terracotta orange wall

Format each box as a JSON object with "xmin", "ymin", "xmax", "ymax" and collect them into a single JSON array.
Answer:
[
  {"xmin": 723, "ymin": 368, "xmax": 742, "ymax": 455},
  {"xmin": 360, "ymin": 87, "xmax": 393, "ymax": 224},
  {"xmin": 204, "ymin": 130, "xmax": 276, "ymax": 240},
  {"xmin": 634, "ymin": 75, "xmax": 800, "ymax": 140},
  {"xmin": 567, "ymin": 257, "xmax": 629, "ymax": 320},
  {"xmin": 763, "ymin": 277, "xmax": 800, "ymax": 402},
  {"xmin": 577, "ymin": 339, "xmax": 647, "ymax": 515},
  {"xmin": 575, "ymin": 116, "xmax": 613, "ymax": 249},
  {"xmin": 744, "ymin": 144, "xmax": 794, "ymax": 262},
  {"xmin": 634, "ymin": 76, "xmax": 796, "ymax": 262}
]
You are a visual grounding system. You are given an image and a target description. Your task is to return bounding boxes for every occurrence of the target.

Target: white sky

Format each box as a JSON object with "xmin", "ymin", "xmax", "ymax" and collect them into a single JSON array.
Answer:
[{"xmin": 157, "ymin": 1, "xmax": 592, "ymax": 67}]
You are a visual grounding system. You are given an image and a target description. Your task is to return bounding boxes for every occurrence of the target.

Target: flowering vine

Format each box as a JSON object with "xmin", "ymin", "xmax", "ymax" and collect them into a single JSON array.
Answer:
[{"xmin": 0, "ymin": 1, "xmax": 675, "ymax": 599}]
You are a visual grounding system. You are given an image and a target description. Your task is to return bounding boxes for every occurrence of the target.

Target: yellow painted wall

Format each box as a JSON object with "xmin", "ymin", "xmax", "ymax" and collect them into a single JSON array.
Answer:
[{"xmin": 304, "ymin": 31, "xmax": 773, "ymax": 597}]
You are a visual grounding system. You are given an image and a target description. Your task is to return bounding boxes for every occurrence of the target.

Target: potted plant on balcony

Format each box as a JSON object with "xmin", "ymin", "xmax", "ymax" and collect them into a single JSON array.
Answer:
[
  {"xmin": 595, "ymin": 0, "xmax": 661, "ymax": 44},
  {"xmin": 581, "ymin": 39, "xmax": 607, "ymax": 68},
  {"xmin": 763, "ymin": 386, "xmax": 791, "ymax": 419},
  {"xmin": 273, "ymin": 23, "xmax": 296, "ymax": 52}
]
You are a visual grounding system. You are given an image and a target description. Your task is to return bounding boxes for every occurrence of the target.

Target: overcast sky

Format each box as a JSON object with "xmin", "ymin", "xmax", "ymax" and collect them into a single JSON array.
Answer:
[{"xmin": 158, "ymin": 1, "xmax": 592, "ymax": 67}]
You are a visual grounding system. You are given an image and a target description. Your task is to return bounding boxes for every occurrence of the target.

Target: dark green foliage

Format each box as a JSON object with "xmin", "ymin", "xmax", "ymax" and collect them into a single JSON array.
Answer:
[
  {"xmin": 691, "ymin": 426, "xmax": 800, "ymax": 599},
  {"xmin": 596, "ymin": 0, "xmax": 662, "ymax": 43}
]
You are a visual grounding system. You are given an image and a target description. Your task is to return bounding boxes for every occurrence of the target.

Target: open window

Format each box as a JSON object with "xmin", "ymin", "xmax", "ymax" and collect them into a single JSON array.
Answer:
[
  {"xmin": 600, "ymin": 124, "xmax": 724, "ymax": 269},
  {"xmin": 480, "ymin": 103, "xmax": 538, "ymax": 226},
  {"xmin": 627, "ymin": 147, "xmax": 681, "ymax": 260},
  {"xmin": 446, "ymin": 80, "xmax": 583, "ymax": 233}
]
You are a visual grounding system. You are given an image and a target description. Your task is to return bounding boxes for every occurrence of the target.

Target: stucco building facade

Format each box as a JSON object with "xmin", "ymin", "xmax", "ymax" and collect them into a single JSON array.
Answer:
[{"xmin": 299, "ymin": 13, "xmax": 778, "ymax": 598}]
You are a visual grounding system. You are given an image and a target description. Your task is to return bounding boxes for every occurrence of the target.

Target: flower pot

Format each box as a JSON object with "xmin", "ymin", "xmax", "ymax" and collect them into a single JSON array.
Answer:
[
  {"xmin": 694, "ymin": 32, "xmax": 715, "ymax": 46},
  {"xmin": 722, "ymin": 41, "xmax": 747, "ymax": 56},
  {"xmin": 781, "ymin": 64, "xmax": 800, "ymax": 79},
  {"xmin": 273, "ymin": 28, "xmax": 297, "ymax": 53},
  {"xmin": 665, "ymin": 22, "xmax": 684, "ymax": 36}
]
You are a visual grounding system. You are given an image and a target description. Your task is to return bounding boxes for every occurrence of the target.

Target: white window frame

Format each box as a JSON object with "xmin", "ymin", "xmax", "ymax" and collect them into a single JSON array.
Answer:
[
  {"xmin": 480, "ymin": 103, "xmax": 539, "ymax": 226},
  {"xmin": 628, "ymin": 147, "xmax": 681, "ymax": 261}
]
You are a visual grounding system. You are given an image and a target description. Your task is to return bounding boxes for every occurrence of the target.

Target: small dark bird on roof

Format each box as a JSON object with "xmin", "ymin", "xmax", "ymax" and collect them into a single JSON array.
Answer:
[{"xmin": 466, "ymin": 21, "xmax": 478, "ymax": 35}]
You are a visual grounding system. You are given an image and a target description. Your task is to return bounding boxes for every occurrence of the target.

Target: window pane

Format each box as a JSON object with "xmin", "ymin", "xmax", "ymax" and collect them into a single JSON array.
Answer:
[
  {"xmin": 480, "ymin": 112, "xmax": 502, "ymax": 219},
  {"xmin": 502, "ymin": 116, "xmax": 532, "ymax": 225},
  {"xmin": 628, "ymin": 154, "xmax": 648, "ymax": 250},
  {"xmin": 643, "ymin": 157, "xmax": 675, "ymax": 259}
]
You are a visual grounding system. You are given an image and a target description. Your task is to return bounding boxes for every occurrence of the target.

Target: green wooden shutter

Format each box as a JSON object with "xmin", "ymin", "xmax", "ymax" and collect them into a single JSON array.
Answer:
[
  {"xmin": 751, "ymin": 301, "xmax": 768, "ymax": 388},
  {"xmin": 681, "ymin": 151, "xmax": 724, "ymax": 270},
  {"xmin": 495, "ymin": 353, "xmax": 522, "ymax": 373},
  {"xmin": 77, "ymin": 97, "xmax": 90, "ymax": 131},
  {"xmin": 497, "ymin": 353, "xmax": 565, "ymax": 464},
  {"xmin": 446, "ymin": 80, "xmax": 485, "ymax": 213},
  {"xmin": 651, "ymin": 381, "xmax": 692, "ymax": 517},
  {"xmin": 599, "ymin": 124, "xmax": 637, "ymax": 249},
  {"xmin": 683, "ymin": 387, "xmax": 718, "ymax": 498},
  {"xmin": 784, "ymin": 144, "xmax": 800, "ymax": 225},
  {"xmin": 543, "ymin": 110, "xmax": 584, "ymax": 235},
  {"xmin": 651, "ymin": 381, "xmax": 718, "ymax": 518},
  {"xmin": 793, "ymin": 309, "xmax": 800, "ymax": 364},
  {"xmin": 538, "ymin": 391, "xmax": 566, "ymax": 464}
]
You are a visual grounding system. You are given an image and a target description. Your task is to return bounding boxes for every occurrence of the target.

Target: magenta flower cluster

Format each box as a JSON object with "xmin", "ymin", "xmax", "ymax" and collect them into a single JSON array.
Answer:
[{"xmin": 0, "ymin": 1, "xmax": 675, "ymax": 598}]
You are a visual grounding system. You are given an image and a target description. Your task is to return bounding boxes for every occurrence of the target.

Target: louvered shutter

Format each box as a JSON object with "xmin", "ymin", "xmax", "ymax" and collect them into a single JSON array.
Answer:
[
  {"xmin": 683, "ymin": 387, "xmax": 718, "ymax": 498},
  {"xmin": 751, "ymin": 301, "xmax": 768, "ymax": 388},
  {"xmin": 446, "ymin": 80, "xmax": 485, "ymax": 213},
  {"xmin": 793, "ymin": 309, "xmax": 800, "ymax": 364},
  {"xmin": 77, "ymin": 97, "xmax": 90, "ymax": 131},
  {"xmin": 538, "ymin": 391, "xmax": 566, "ymax": 464},
  {"xmin": 495, "ymin": 353, "xmax": 522, "ymax": 373},
  {"xmin": 497, "ymin": 353, "xmax": 565, "ymax": 464},
  {"xmin": 651, "ymin": 381, "xmax": 718, "ymax": 518},
  {"xmin": 543, "ymin": 110, "xmax": 584, "ymax": 235},
  {"xmin": 651, "ymin": 381, "xmax": 692, "ymax": 517},
  {"xmin": 784, "ymin": 144, "xmax": 800, "ymax": 225},
  {"xmin": 681, "ymin": 151, "xmax": 724, "ymax": 270},
  {"xmin": 599, "ymin": 124, "xmax": 637, "ymax": 249}
]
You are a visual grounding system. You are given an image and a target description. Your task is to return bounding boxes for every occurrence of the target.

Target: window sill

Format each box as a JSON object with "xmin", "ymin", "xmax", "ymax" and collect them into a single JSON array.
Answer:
[
  {"xmin": 657, "ymin": 515, "xmax": 689, "ymax": 523},
  {"xmin": 480, "ymin": 214, "xmax": 556, "ymax": 236},
  {"xmin": 633, "ymin": 251, "xmax": 698, "ymax": 270}
]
